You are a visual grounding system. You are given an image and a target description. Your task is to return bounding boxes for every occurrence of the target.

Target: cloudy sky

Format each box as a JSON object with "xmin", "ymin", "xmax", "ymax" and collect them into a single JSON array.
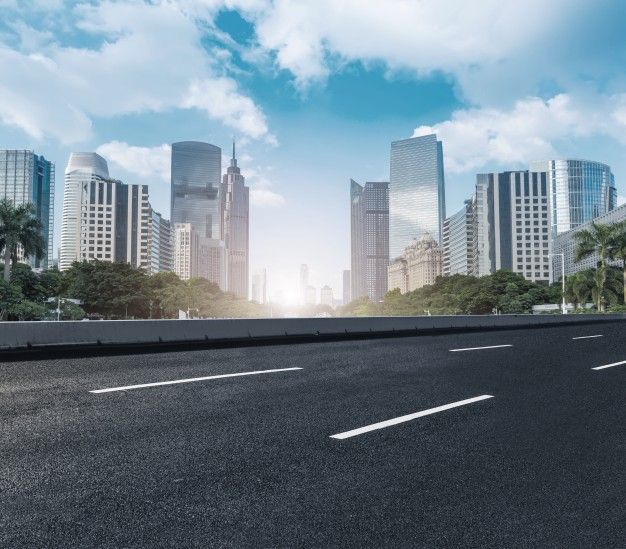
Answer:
[{"xmin": 2, "ymin": 0, "xmax": 626, "ymax": 303}]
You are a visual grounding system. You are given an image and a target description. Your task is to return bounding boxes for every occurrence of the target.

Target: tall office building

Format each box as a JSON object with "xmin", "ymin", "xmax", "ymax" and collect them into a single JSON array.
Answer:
[
  {"xmin": 474, "ymin": 170, "xmax": 550, "ymax": 283},
  {"xmin": 389, "ymin": 134, "xmax": 445, "ymax": 257},
  {"xmin": 149, "ymin": 209, "xmax": 173, "ymax": 274},
  {"xmin": 0, "ymin": 150, "xmax": 54, "ymax": 268},
  {"xmin": 60, "ymin": 153, "xmax": 150, "ymax": 271},
  {"xmin": 350, "ymin": 179, "xmax": 389, "ymax": 302},
  {"xmin": 552, "ymin": 203, "xmax": 626, "ymax": 280},
  {"xmin": 443, "ymin": 199, "xmax": 476, "ymax": 276},
  {"xmin": 221, "ymin": 142, "xmax": 249, "ymax": 298},
  {"xmin": 530, "ymin": 159, "xmax": 616, "ymax": 237},
  {"xmin": 197, "ymin": 237, "xmax": 226, "ymax": 288},
  {"xmin": 173, "ymin": 223, "xmax": 197, "ymax": 281},
  {"xmin": 170, "ymin": 141, "xmax": 221, "ymax": 239},
  {"xmin": 342, "ymin": 269, "xmax": 351, "ymax": 304}
]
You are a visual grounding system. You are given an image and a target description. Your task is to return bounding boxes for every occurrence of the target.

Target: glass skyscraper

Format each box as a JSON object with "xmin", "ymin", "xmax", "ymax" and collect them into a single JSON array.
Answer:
[
  {"xmin": 389, "ymin": 134, "xmax": 445, "ymax": 258},
  {"xmin": 530, "ymin": 159, "xmax": 616, "ymax": 237},
  {"xmin": 0, "ymin": 150, "xmax": 55, "ymax": 269},
  {"xmin": 350, "ymin": 179, "xmax": 389, "ymax": 302},
  {"xmin": 170, "ymin": 141, "xmax": 222, "ymax": 240}
]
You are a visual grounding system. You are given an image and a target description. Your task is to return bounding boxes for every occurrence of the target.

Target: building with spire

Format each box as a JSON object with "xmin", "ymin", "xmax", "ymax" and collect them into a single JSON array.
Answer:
[{"xmin": 220, "ymin": 141, "xmax": 249, "ymax": 298}]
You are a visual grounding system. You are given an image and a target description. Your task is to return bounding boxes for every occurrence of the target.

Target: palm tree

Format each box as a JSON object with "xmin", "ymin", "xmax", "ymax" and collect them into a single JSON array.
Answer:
[
  {"xmin": 609, "ymin": 220, "xmax": 626, "ymax": 304},
  {"xmin": 573, "ymin": 221, "xmax": 615, "ymax": 312},
  {"xmin": 0, "ymin": 198, "xmax": 45, "ymax": 282}
]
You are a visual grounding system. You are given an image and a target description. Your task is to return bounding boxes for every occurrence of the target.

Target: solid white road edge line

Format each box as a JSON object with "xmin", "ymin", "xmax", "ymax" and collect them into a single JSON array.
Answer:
[
  {"xmin": 449, "ymin": 344, "xmax": 512, "ymax": 352},
  {"xmin": 572, "ymin": 334, "xmax": 604, "ymax": 340},
  {"xmin": 90, "ymin": 367, "xmax": 303, "ymax": 393},
  {"xmin": 329, "ymin": 395, "xmax": 495, "ymax": 440},
  {"xmin": 592, "ymin": 360, "xmax": 626, "ymax": 371}
]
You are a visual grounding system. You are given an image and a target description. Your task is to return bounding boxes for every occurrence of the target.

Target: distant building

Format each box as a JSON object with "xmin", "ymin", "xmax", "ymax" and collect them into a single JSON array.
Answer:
[
  {"xmin": 474, "ymin": 170, "xmax": 550, "ymax": 283},
  {"xmin": 350, "ymin": 179, "xmax": 389, "ymax": 302},
  {"xmin": 443, "ymin": 199, "xmax": 476, "ymax": 276},
  {"xmin": 388, "ymin": 233, "xmax": 442, "ymax": 293},
  {"xmin": 173, "ymin": 223, "xmax": 197, "ymax": 281},
  {"xmin": 221, "ymin": 142, "xmax": 249, "ymax": 298},
  {"xmin": 299, "ymin": 264, "xmax": 309, "ymax": 305},
  {"xmin": 530, "ymin": 159, "xmax": 616, "ymax": 237},
  {"xmin": 170, "ymin": 141, "xmax": 221, "ymax": 240},
  {"xmin": 305, "ymin": 285, "xmax": 316, "ymax": 305},
  {"xmin": 251, "ymin": 268, "xmax": 267, "ymax": 304},
  {"xmin": 149, "ymin": 209, "xmax": 173, "ymax": 274},
  {"xmin": 0, "ymin": 150, "xmax": 55, "ymax": 269},
  {"xmin": 342, "ymin": 269, "xmax": 351, "ymax": 304},
  {"xmin": 197, "ymin": 237, "xmax": 225, "ymax": 288},
  {"xmin": 60, "ymin": 152, "xmax": 150, "ymax": 271},
  {"xmin": 389, "ymin": 134, "xmax": 445, "ymax": 256},
  {"xmin": 320, "ymin": 285, "xmax": 333, "ymax": 307},
  {"xmin": 552, "ymin": 203, "xmax": 626, "ymax": 280}
]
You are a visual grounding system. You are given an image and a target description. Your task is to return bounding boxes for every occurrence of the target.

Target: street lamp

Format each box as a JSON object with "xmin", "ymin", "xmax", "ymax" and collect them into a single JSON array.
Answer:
[{"xmin": 549, "ymin": 253, "xmax": 566, "ymax": 314}]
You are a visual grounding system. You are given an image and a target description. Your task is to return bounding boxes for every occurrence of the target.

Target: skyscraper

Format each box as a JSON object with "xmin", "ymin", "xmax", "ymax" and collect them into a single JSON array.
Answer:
[
  {"xmin": 149, "ymin": 209, "xmax": 173, "ymax": 274},
  {"xmin": 0, "ymin": 150, "xmax": 54, "ymax": 268},
  {"xmin": 252, "ymin": 268, "xmax": 267, "ymax": 304},
  {"xmin": 320, "ymin": 285, "xmax": 333, "ymax": 307},
  {"xmin": 443, "ymin": 199, "xmax": 476, "ymax": 276},
  {"xmin": 220, "ymin": 142, "xmax": 249, "ymax": 298},
  {"xmin": 530, "ymin": 159, "xmax": 616, "ymax": 237},
  {"xmin": 350, "ymin": 179, "xmax": 389, "ymax": 302},
  {"xmin": 60, "ymin": 153, "xmax": 150, "ymax": 271},
  {"xmin": 474, "ymin": 170, "xmax": 550, "ymax": 283},
  {"xmin": 389, "ymin": 134, "xmax": 445, "ymax": 257},
  {"xmin": 170, "ymin": 141, "xmax": 221, "ymax": 240}
]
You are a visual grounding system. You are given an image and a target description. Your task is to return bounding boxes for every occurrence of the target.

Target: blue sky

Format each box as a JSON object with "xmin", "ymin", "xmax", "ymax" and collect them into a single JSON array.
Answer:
[{"xmin": 1, "ymin": 0, "xmax": 626, "ymax": 303}]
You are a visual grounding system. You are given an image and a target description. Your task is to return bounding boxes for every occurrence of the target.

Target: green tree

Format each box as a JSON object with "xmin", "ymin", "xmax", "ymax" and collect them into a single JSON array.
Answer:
[
  {"xmin": 573, "ymin": 221, "xmax": 615, "ymax": 311},
  {"xmin": 608, "ymin": 220, "xmax": 626, "ymax": 304},
  {"xmin": 0, "ymin": 198, "xmax": 45, "ymax": 282}
]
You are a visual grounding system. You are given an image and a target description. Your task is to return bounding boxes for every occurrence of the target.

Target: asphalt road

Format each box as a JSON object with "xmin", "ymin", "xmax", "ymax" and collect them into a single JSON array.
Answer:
[{"xmin": 1, "ymin": 322, "xmax": 625, "ymax": 548}]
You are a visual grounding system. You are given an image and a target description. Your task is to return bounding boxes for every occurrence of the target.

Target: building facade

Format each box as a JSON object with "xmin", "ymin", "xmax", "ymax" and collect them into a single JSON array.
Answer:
[
  {"xmin": 149, "ymin": 209, "xmax": 173, "ymax": 274},
  {"xmin": 443, "ymin": 199, "xmax": 476, "ymax": 276},
  {"xmin": 388, "ymin": 233, "xmax": 442, "ymax": 293},
  {"xmin": 0, "ymin": 150, "xmax": 55, "ymax": 268},
  {"xmin": 220, "ymin": 143, "xmax": 249, "ymax": 298},
  {"xmin": 551, "ymin": 203, "xmax": 626, "ymax": 280},
  {"xmin": 173, "ymin": 223, "xmax": 198, "ymax": 281},
  {"xmin": 350, "ymin": 179, "xmax": 389, "ymax": 302},
  {"xmin": 60, "ymin": 153, "xmax": 150, "ymax": 271},
  {"xmin": 474, "ymin": 170, "xmax": 550, "ymax": 283},
  {"xmin": 170, "ymin": 141, "xmax": 221, "ymax": 240},
  {"xmin": 197, "ymin": 237, "xmax": 226, "ymax": 288},
  {"xmin": 342, "ymin": 269, "xmax": 351, "ymax": 304},
  {"xmin": 530, "ymin": 159, "xmax": 616, "ymax": 237},
  {"xmin": 389, "ymin": 134, "xmax": 445, "ymax": 257},
  {"xmin": 320, "ymin": 285, "xmax": 333, "ymax": 307}
]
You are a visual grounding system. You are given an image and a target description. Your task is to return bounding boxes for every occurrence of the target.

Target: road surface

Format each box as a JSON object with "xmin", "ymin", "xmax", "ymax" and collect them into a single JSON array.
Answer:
[{"xmin": 1, "ymin": 322, "xmax": 625, "ymax": 547}]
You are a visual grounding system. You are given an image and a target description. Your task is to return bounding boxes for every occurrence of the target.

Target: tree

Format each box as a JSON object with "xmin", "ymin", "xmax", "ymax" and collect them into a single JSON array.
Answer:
[
  {"xmin": 573, "ymin": 222, "xmax": 615, "ymax": 312},
  {"xmin": 0, "ymin": 198, "xmax": 45, "ymax": 282},
  {"xmin": 608, "ymin": 220, "xmax": 626, "ymax": 304}
]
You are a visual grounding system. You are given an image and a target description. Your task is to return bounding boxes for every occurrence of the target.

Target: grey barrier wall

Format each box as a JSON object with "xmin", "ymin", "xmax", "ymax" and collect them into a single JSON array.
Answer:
[{"xmin": 0, "ymin": 314, "xmax": 625, "ymax": 351}]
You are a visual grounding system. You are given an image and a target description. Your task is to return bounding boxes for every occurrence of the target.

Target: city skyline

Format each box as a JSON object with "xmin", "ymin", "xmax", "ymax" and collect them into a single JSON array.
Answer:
[{"xmin": 2, "ymin": 2, "xmax": 626, "ymax": 301}]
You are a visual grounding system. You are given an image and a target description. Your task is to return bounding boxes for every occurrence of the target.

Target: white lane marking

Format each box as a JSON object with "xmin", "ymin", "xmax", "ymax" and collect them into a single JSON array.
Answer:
[
  {"xmin": 449, "ymin": 344, "xmax": 512, "ymax": 352},
  {"xmin": 572, "ymin": 334, "xmax": 604, "ymax": 340},
  {"xmin": 329, "ymin": 395, "xmax": 494, "ymax": 440},
  {"xmin": 592, "ymin": 360, "xmax": 626, "ymax": 371},
  {"xmin": 90, "ymin": 367, "xmax": 303, "ymax": 393}
]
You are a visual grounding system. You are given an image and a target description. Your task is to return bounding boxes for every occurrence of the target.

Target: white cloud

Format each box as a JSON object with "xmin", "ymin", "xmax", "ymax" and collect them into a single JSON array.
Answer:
[
  {"xmin": 0, "ymin": 1, "xmax": 272, "ymax": 143},
  {"xmin": 96, "ymin": 141, "xmax": 171, "ymax": 182},
  {"xmin": 413, "ymin": 93, "xmax": 626, "ymax": 173},
  {"xmin": 250, "ymin": 188, "xmax": 285, "ymax": 207}
]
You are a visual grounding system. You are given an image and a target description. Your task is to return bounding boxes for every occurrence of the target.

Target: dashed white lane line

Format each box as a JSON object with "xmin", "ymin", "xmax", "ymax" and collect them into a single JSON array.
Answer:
[
  {"xmin": 90, "ymin": 367, "xmax": 303, "ymax": 394},
  {"xmin": 572, "ymin": 334, "xmax": 604, "ymax": 340},
  {"xmin": 329, "ymin": 395, "xmax": 494, "ymax": 440},
  {"xmin": 449, "ymin": 344, "xmax": 512, "ymax": 352},
  {"xmin": 592, "ymin": 360, "xmax": 626, "ymax": 371}
]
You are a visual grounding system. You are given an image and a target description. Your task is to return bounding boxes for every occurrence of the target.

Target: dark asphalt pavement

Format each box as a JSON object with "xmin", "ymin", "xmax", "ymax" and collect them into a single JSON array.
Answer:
[{"xmin": 1, "ymin": 322, "xmax": 625, "ymax": 548}]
